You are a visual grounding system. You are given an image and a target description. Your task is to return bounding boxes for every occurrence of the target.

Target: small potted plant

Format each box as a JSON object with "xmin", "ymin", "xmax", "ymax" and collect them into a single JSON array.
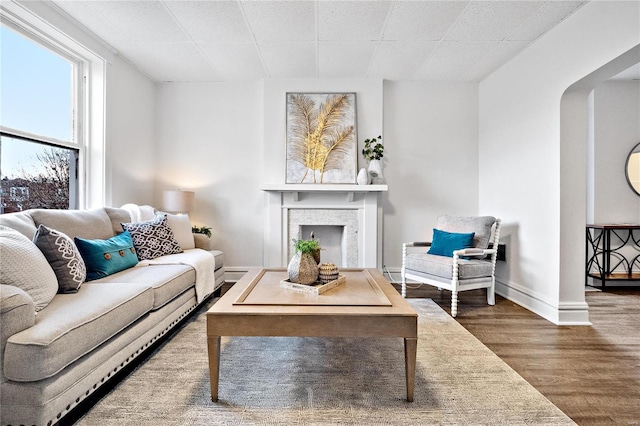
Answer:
[
  {"xmin": 362, "ymin": 135, "xmax": 384, "ymax": 184},
  {"xmin": 287, "ymin": 236, "xmax": 321, "ymax": 285},
  {"xmin": 192, "ymin": 225, "xmax": 213, "ymax": 250}
]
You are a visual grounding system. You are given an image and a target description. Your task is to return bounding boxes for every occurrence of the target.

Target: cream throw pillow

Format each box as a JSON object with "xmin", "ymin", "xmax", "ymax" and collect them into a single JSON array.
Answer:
[
  {"xmin": 0, "ymin": 225, "xmax": 58, "ymax": 311},
  {"xmin": 164, "ymin": 213, "xmax": 195, "ymax": 250}
]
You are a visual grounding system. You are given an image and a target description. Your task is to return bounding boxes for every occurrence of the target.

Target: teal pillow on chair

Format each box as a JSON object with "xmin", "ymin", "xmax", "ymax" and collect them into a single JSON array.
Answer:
[
  {"xmin": 428, "ymin": 228, "xmax": 475, "ymax": 257},
  {"xmin": 75, "ymin": 231, "xmax": 138, "ymax": 281}
]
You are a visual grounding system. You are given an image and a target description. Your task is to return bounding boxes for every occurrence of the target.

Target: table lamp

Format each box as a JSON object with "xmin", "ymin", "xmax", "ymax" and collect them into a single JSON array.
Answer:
[{"xmin": 162, "ymin": 189, "xmax": 195, "ymax": 215}]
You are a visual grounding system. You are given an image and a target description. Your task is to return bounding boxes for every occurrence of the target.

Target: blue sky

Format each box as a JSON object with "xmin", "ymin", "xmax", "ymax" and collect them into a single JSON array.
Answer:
[{"xmin": 1, "ymin": 24, "xmax": 72, "ymax": 178}]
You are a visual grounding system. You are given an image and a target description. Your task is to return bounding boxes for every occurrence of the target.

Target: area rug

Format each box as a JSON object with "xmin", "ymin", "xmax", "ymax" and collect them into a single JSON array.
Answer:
[{"xmin": 77, "ymin": 298, "xmax": 575, "ymax": 425}]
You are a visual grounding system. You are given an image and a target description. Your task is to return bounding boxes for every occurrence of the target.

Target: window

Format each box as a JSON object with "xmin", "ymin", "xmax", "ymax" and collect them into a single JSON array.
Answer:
[{"xmin": 0, "ymin": 22, "xmax": 80, "ymax": 213}]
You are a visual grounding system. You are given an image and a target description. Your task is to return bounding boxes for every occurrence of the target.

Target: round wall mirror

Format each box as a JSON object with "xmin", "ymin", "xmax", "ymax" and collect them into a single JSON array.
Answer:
[{"xmin": 625, "ymin": 143, "xmax": 640, "ymax": 196}]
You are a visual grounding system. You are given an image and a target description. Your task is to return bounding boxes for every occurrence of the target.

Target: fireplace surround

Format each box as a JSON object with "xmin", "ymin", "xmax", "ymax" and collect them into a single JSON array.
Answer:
[{"xmin": 262, "ymin": 184, "xmax": 387, "ymax": 268}]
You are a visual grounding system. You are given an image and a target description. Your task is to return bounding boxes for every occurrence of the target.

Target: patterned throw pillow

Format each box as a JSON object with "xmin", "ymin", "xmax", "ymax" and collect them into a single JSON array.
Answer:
[
  {"xmin": 33, "ymin": 224, "xmax": 87, "ymax": 293},
  {"xmin": 121, "ymin": 214, "xmax": 183, "ymax": 261}
]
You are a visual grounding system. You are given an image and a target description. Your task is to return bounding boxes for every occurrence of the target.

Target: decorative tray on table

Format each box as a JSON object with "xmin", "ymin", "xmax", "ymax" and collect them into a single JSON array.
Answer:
[{"xmin": 279, "ymin": 274, "xmax": 346, "ymax": 295}]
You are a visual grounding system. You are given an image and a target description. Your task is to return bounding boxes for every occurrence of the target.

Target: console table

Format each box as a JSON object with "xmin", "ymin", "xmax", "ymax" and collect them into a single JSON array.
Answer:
[{"xmin": 586, "ymin": 224, "xmax": 640, "ymax": 288}]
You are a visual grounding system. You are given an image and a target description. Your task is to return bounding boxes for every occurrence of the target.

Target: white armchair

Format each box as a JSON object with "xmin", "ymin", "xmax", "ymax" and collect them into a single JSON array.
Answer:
[{"xmin": 401, "ymin": 216, "xmax": 501, "ymax": 317}]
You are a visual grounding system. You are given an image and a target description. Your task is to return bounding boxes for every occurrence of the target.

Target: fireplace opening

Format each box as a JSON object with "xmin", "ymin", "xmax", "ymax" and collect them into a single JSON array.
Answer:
[
  {"xmin": 287, "ymin": 209, "xmax": 359, "ymax": 268},
  {"xmin": 300, "ymin": 225, "xmax": 346, "ymax": 267}
]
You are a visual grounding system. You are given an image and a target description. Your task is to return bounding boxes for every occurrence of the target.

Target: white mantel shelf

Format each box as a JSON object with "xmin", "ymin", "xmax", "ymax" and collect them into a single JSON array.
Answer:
[{"xmin": 261, "ymin": 184, "xmax": 387, "ymax": 201}]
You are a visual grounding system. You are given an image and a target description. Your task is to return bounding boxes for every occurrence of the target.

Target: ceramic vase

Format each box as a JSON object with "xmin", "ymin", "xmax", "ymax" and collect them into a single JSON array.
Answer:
[
  {"xmin": 357, "ymin": 167, "xmax": 370, "ymax": 185},
  {"xmin": 287, "ymin": 252, "xmax": 319, "ymax": 285},
  {"xmin": 368, "ymin": 159, "xmax": 384, "ymax": 184}
]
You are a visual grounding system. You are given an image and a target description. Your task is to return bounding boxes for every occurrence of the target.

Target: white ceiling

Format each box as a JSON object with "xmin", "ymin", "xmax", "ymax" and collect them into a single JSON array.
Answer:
[
  {"xmin": 51, "ymin": 0, "xmax": 589, "ymax": 83},
  {"xmin": 610, "ymin": 63, "xmax": 640, "ymax": 81}
]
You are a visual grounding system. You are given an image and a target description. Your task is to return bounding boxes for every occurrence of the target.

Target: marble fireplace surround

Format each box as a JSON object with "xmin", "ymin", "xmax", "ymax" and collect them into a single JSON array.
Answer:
[{"xmin": 261, "ymin": 184, "xmax": 388, "ymax": 268}]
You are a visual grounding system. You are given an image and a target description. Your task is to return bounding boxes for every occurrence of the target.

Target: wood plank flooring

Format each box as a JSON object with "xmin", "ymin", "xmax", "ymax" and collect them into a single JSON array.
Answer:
[{"xmin": 394, "ymin": 283, "xmax": 640, "ymax": 426}]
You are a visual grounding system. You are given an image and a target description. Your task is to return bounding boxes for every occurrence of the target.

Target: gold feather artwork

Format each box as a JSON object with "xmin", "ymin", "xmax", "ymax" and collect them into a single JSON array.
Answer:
[{"xmin": 286, "ymin": 93, "xmax": 357, "ymax": 183}]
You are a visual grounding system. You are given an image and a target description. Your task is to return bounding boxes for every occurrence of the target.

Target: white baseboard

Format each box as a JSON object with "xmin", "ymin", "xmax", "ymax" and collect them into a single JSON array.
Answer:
[
  {"xmin": 495, "ymin": 279, "xmax": 590, "ymax": 325},
  {"xmin": 384, "ymin": 267, "xmax": 590, "ymax": 326}
]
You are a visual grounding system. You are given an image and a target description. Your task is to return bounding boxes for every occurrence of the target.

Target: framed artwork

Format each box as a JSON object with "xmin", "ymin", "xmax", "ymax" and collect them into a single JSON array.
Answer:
[{"xmin": 286, "ymin": 92, "xmax": 357, "ymax": 184}]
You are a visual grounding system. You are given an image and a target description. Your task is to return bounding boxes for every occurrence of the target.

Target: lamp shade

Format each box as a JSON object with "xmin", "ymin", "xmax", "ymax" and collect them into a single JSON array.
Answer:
[{"xmin": 162, "ymin": 190, "xmax": 195, "ymax": 214}]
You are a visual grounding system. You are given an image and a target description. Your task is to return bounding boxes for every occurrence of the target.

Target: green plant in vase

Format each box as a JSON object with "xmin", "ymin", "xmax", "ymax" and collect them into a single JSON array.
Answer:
[
  {"xmin": 288, "ymin": 234, "xmax": 321, "ymax": 285},
  {"xmin": 293, "ymin": 237, "xmax": 321, "ymax": 264},
  {"xmin": 362, "ymin": 135, "xmax": 385, "ymax": 184},
  {"xmin": 191, "ymin": 225, "xmax": 212, "ymax": 238}
]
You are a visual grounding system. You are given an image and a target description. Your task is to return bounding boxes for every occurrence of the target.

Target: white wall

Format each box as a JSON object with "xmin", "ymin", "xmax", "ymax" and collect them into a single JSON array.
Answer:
[
  {"xmin": 155, "ymin": 82, "xmax": 264, "ymax": 271},
  {"xmin": 106, "ymin": 55, "xmax": 156, "ymax": 207},
  {"xmin": 592, "ymin": 80, "xmax": 640, "ymax": 223},
  {"xmin": 383, "ymin": 81, "xmax": 479, "ymax": 271},
  {"xmin": 154, "ymin": 78, "xmax": 480, "ymax": 277},
  {"xmin": 479, "ymin": 1, "xmax": 640, "ymax": 324}
]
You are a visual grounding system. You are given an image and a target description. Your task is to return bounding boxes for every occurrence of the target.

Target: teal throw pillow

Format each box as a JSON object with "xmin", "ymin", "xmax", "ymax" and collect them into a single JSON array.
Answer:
[
  {"xmin": 428, "ymin": 228, "xmax": 475, "ymax": 257},
  {"xmin": 75, "ymin": 231, "xmax": 138, "ymax": 281}
]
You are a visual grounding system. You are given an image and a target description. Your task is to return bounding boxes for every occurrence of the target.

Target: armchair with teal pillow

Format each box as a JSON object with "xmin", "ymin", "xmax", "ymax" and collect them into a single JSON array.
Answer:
[{"xmin": 401, "ymin": 215, "xmax": 501, "ymax": 317}]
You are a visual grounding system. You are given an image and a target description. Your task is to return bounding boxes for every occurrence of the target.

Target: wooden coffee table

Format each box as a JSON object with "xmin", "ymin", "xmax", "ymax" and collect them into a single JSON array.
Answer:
[{"xmin": 206, "ymin": 268, "xmax": 418, "ymax": 402}]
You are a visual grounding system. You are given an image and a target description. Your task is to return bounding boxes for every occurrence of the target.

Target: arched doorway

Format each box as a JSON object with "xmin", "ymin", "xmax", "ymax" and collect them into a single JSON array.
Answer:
[{"xmin": 559, "ymin": 45, "xmax": 640, "ymax": 320}]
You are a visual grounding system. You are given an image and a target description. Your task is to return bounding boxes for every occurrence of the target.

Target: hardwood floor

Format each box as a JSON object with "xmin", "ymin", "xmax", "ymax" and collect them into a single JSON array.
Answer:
[{"xmin": 394, "ymin": 283, "xmax": 640, "ymax": 426}]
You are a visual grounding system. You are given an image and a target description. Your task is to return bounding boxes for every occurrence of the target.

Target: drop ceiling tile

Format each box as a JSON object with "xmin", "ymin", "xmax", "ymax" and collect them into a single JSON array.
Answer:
[
  {"xmin": 319, "ymin": 41, "xmax": 376, "ymax": 78},
  {"xmin": 164, "ymin": 1, "xmax": 252, "ymax": 42},
  {"xmin": 88, "ymin": 1, "xmax": 189, "ymax": 42},
  {"xmin": 199, "ymin": 43, "xmax": 266, "ymax": 80},
  {"xmin": 467, "ymin": 40, "xmax": 532, "ymax": 81},
  {"xmin": 367, "ymin": 41, "xmax": 439, "ymax": 80},
  {"xmin": 51, "ymin": 1, "xmax": 129, "ymax": 43},
  {"xmin": 446, "ymin": 1, "xmax": 543, "ymax": 41},
  {"xmin": 415, "ymin": 41, "xmax": 498, "ymax": 80},
  {"xmin": 241, "ymin": 1, "xmax": 315, "ymax": 42},
  {"xmin": 259, "ymin": 42, "xmax": 316, "ymax": 78},
  {"xmin": 318, "ymin": 1, "xmax": 391, "ymax": 41},
  {"xmin": 116, "ymin": 42, "xmax": 222, "ymax": 82},
  {"xmin": 508, "ymin": 1, "xmax": 586, "ymax": 41},
  {"xmin": 383, "ymin": 1, "xmax": 467, "ymax": 41}
]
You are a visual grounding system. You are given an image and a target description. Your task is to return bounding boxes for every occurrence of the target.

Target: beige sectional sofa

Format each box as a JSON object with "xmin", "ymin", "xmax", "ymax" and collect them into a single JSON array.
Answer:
[{"xmin": 0, "ymin": 207, "xmax": 224, "ymax": 426}]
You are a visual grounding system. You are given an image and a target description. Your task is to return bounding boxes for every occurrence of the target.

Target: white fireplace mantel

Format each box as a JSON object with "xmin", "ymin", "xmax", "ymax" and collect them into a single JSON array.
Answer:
[
  {"xmin": 261, "ymin": 184, "xmax": 387, "ymax": 268},
  {"xmin": 261, "ymin": 184, "xmax": 387, "ymax": 202}
]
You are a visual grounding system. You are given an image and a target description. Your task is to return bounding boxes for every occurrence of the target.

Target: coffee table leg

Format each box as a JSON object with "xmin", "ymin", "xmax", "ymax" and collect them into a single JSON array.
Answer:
[
  {"xmin": 207, "ymin": 335, "xmax": 221, "ymax": 402},
  {"xmin": 404, "ymin": 337, "xmax": 417, "ymax": 402}
]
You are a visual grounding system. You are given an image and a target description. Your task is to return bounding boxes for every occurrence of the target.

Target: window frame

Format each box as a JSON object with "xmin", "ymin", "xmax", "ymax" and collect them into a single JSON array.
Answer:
[{"xmin": 1, "ymin": 1, "xmax": 108, "ymax": 209}]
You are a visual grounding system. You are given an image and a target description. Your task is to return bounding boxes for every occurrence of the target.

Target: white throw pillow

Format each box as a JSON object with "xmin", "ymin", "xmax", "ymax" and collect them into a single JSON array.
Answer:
[
  {"xmin": 0, "ymin": 225, "xmax": 58, "ymax": 311},
  {"xmin": 164, "ymin": 213, "xmax": 195, "ymax": 250}
]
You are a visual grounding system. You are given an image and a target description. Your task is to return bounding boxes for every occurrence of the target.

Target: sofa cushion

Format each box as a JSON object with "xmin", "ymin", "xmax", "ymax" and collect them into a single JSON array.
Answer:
[
  {"xmin": 3, "ymin": 282, "xmax": 153, "ymax": 382},
  {"xmin": 30, "ymin": 208, "xmax": 115, "ymax": 240},
  {"xmin": 104, "ymin": 207, "xmax": 132, "ymax": 235},
  {"xmin": 0, "ymin": 226, "xmax": 58, "ymax": 311},
  {"xmin": 75, "ymin": 231, "xmax": 139, "ymax": 281},
  {"xmin": 404, "ymin": 253, "xmax": 493, "ymax": 280},
  {"xmin": 210, "ymin": 249, "xmax": 224, "ymax": 271},
  {"xmin": 33, "ymin": 225, "xmax": 87, "ymax": 294},
  {"xmin": 91, "ymin": 264, "xmax": 195, "ymax": 309},
  {"xmin": 122, "ymin": 214, "xmax": 183, "ymax": 261},
  {"xmin": 0, "ymin": 211, "xmax": 37, "ymax": 240},
  {"xmin": 164, "ymin": 213, "xmax": 195, "ymax": 250},
  {"xmin": 435, "ymin": 215, "xmax": 496, "ymax": 250}
]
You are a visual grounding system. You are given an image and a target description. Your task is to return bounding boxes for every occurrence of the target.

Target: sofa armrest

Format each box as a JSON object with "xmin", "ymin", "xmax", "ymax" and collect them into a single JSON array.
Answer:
[
  {"xmin": 193, "ymin": 233, "xmax": 213, "ymax": 251},
  {"xmin": 1, "ymin": 285, "xmax": 35, "ymax": 382}
]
